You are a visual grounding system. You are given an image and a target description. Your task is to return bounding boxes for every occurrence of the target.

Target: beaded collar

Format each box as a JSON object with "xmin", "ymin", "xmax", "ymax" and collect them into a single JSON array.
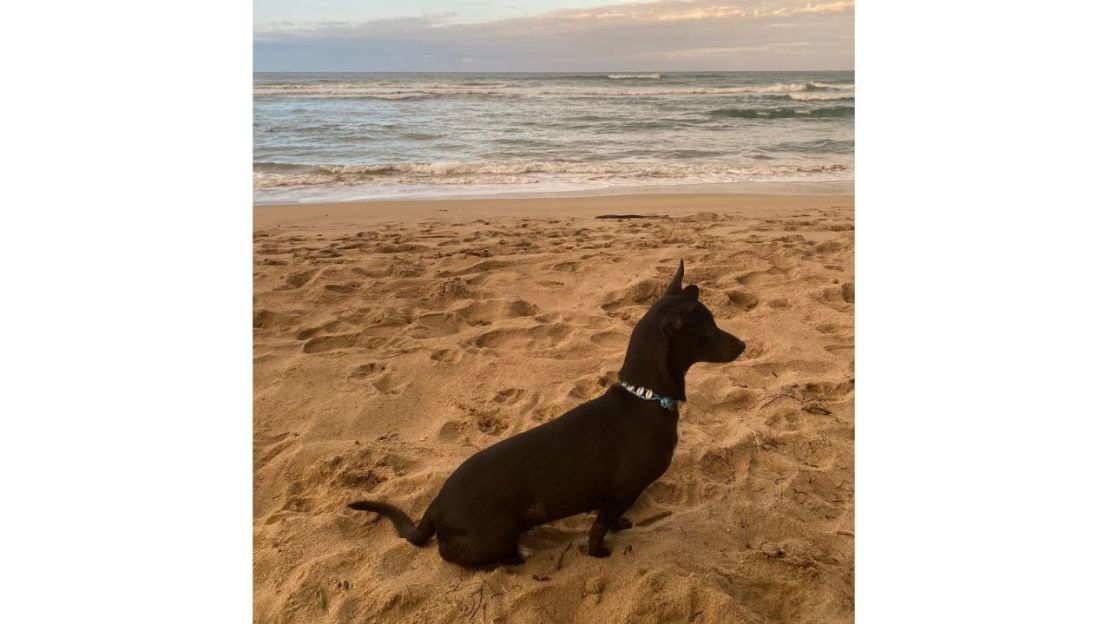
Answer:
[{"xmin": 617, "ymin": 380, "xmax": 678, "ymax": 411}]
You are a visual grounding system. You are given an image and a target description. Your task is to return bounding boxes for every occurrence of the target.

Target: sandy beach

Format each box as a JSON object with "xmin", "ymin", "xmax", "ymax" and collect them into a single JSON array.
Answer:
[{"xmin": 253, "ymin": 193, "xmax": 854, "ymax": 623}]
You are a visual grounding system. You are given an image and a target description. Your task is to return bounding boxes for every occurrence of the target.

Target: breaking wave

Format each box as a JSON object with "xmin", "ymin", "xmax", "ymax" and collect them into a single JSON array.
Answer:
[
  {"xmin": 253, "ymin": 160, "xmax": 851, "ymax": 190},
  {"xmin": 708, "ymin": 106, "xmax": 854, "ymax": 119},
  {"xmin": 253, "ymin": 81, "xmax": 854, "ymax": 99}
]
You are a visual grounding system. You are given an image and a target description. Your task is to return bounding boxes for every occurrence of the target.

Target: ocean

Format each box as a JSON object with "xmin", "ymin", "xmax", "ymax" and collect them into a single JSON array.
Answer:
[{"xmin": 253, "ymin": 71, "xmax": 853, "ymax": 203}]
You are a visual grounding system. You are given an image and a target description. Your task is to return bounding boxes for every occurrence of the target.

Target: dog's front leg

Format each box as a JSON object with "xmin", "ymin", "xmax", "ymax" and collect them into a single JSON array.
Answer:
[{"xmin": 587, "ymin": 491, "xmax": 639, "ymax": 558}]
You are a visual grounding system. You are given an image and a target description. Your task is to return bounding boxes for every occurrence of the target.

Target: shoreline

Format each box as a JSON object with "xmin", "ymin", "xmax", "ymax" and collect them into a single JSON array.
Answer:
[
  {"xmin": 254, "ymin": 191, "xmax": 854, "ymax": 229},
  {"xmin": 253, "ymin": 179, "xmax": 854, "ymax": 207}
]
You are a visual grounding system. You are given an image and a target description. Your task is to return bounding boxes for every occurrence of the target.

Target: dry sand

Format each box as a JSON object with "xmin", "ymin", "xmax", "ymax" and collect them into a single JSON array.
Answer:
[{"xmin": 254, "ymin": 193, "xmax": 855, "ymax": 623}]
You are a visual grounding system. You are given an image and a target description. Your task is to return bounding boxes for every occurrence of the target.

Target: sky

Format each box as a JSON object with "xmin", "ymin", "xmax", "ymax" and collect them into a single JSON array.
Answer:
[{"xmin": 254, "ymin": 0, "xmax": 854, "ymax": 72}]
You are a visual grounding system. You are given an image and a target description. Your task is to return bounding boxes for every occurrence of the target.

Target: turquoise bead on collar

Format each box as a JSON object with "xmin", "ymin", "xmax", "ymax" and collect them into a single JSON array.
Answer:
[{"xmin": 618, "ymin": 380, "xmax": 678, "ymax": 411}]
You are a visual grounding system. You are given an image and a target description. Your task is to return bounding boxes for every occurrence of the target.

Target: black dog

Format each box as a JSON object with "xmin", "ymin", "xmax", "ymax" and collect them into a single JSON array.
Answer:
[{"xmin": 349, "ymin": 260, "xmax": 745, "ymax": 567}]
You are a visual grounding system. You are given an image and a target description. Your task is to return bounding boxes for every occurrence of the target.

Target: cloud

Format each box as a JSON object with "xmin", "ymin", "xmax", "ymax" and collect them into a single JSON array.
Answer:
[
  {"xmin": 552, "ymin": 0, "xmax": 853, "ymax": 22},
  {"xmin": 254, "ymin": 0, "xmax": 853, "ymax": 71}
]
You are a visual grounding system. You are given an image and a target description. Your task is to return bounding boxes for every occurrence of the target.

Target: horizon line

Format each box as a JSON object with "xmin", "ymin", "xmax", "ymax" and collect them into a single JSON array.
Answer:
[{"xmin": 253, "ymin": 69, "xmax": 855, "ymax": 74}]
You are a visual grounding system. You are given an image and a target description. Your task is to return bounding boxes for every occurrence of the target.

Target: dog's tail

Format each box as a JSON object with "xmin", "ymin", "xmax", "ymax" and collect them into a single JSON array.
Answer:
[{"xmin": 347, "ymin": 500, "xmax": 435, "ymax": 546}]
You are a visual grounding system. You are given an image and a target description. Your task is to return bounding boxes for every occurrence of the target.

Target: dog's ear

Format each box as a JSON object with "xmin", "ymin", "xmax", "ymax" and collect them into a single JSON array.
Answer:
[
  {"xmin": 665, "ymin": 259, "xmax": 685, "ymax": 296},
  {"xmin": 681, "ymin": 284, "xmax": 699, "ymax": 301}
]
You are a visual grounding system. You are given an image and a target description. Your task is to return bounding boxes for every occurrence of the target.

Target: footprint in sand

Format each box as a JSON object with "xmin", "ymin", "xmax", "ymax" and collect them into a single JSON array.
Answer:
[
  {"xmin": 352, "ymin": 259, "xmax": 424, "ymax": 279},
  {"xmin": 429, "ymin": 348, "xmax": 463, "ymax": 364},
  {"xmin": 312, "ymin": 447, "xmax": 419, "ymax": 497},
  {"xmin": 589, "ymin": 330, "xmax": 626, "ymax": 349},
  {"xmin": 550, "ymin": 261, "xmax": 579, "ymax": 272},
  {"xmin": 817, "ymin": 284, "xmax": 854, "ymax": 307},
  {"xmin": 698, "ymin": 451, "xmax": 735, "ymax": 484},
  {"xmin": 367, "ymin": 307, "xmax": 414, "ymax": 329},
  {"xmin": 736, "ymin": 266, "xmax": 790, "ymax": 287},
  {"xmin": 348, "ymin": 362, "xmax": 386, "ymax": 379},
  {"xmin": 409, "ymin": 311, "xmax": 464, "ymax": 338},
  {"xmin": 815, "ymin": 240, "xmax": 846, "ymax": 254},
  {"xmin": 294, "ymin": 326, "xmax": 319, "ymax": 340},
  {"xmin": 492, "ymin": 388, "xmax": 541, "ymax": 415},
  {"xmin": 372, "ymin": 372, "xmax": 410, "ymax": 396},
  {"xmin": 278, "ymin": 269, "xmax": 318, "ymax": 291},
  {"xmin": 323, "ymin": 281, "xmax": 361, "ymax": 294},
  {"xmin": 426, "ymin": 278, "xmax": 475, "ymax": 302},
  {"xmin": 303, "ymin": 333, "xmax": 362, "ymax": 354},
  {"xmin": 435, "ymin": 259, "xmax": 508, "ymax": 278},
  {"xmin": 373, "ymin": 242, "xmax": 428, "ymax": 254},
  {"xmin": 253, "ymin": 309, "xmax": 296, "ymax": 331},
  {"xmin": 309, "ymin": 248, "xmax": 342, "ymax": 261},
  {"xmin": 254, "ymin": 243, "xmax": 287, "ymax": 257},
  {"xmin": 841, "ymin": 282, "xmax": 855, "ymax": 304},
  {"xmin": 565, "ymin": 371, "xmax": 618, "ymax": 401},
  {"xmin": 345, "ymin": 362, "xmax": 410, "ymax": 396},
  {"xmin": 800, "ymin": 379, "xmax": 855, "ymax": 401},
  {"xmin": 437, "ymin": 420, "xmax": 467, "ymax": 442},
  {"xmin": 453, "ymin": 298, "xmax": 539, "ymax": 326},
  {"xmin": 457, "ymin": 405, "xmax": 508, "ymax": 436},
  {"xmin": 725, "ymin": 289, "xmax": 760, "ymax": 311},
  {"xmin": 469, "ymin": 322, "xmax": 573, "ymax": 351},
  {"xmin": 600, "ymin": 279, "xmax": 665, "ymax": 314},
  {"xmin": 764, "ymin": 359, "xmax": 838, "ymax": 379},
  {"xmin": 644, "ymin": 479, "xmax": 684, "ymax": 506},
  {"xmin": 294, "ymin": 315, "xmax": 358, "ymax": 341},
  {"xmin": 708, "ymin": 388, "xmax": 760, "ymax": 413},
  {"xmin": 765, "ymin": 406, "xmax": 821, "ymax": 432},
  {"xmin": 494, "ymin": 388, "xmax": 526, "ymax": 404}
]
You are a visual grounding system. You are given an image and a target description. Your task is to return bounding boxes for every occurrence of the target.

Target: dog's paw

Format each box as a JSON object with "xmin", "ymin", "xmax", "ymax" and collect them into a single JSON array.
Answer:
[
  {"xmin": 501, "ymin": 552, "xmax": 525, "ymax": 566},
  {"xmin": 612, "ymin": 517, "xmax": 633, "ymax": 532},
  {"xmin": 588, "ymin": 545, "xmax": 611, "ymax": 558}
]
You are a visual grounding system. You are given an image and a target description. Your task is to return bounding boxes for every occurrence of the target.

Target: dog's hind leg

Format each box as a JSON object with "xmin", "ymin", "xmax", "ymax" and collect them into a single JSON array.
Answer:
[
  {"xmin": 587, "ymin": 491, "xmax": 640, "ymax": 558},
  {"xmin": 437, "ymin": 529, "xmax": 523, "ymax": 568}
]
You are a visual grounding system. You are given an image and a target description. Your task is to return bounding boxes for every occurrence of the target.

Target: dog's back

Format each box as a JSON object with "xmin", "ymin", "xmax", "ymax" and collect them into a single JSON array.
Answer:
[{"xmin": 431, "ymin": 387, "xmax": 678, "ymax": 529}]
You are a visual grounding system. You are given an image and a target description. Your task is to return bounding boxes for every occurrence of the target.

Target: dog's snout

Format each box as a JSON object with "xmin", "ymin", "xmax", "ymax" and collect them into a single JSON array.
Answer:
[
  {"xmin": 710, "ymin": 332, "xmax": 745, "ymax": 362},
  {"xmin": 729, "ymin": 336, "xmax": 746, "ymax": 360}
]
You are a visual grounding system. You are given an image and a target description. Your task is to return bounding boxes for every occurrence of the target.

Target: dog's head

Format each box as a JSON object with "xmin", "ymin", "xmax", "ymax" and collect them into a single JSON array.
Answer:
[
  {"xmin": 620, "ymin": 260, "xmax": 746, "ymax": 400},
  {"xmin": 645, "ymin": 260, "xmax": 745, "ymax": 368}
]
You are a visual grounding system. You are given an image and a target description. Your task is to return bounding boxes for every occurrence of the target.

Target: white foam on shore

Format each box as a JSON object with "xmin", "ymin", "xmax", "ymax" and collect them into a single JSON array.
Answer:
[
  {"xmin": 253, "ymin": 175, "xmax": 854, "ymax": 205},
  {"xmin": 253, "ymin": 160, "xmax": 851, "ymax": 190}
]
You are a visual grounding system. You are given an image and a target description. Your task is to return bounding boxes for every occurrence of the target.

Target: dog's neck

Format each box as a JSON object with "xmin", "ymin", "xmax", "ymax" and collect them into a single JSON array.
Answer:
[{"xmin": 618, "ymin": 335, "xmax": 691, "ymax": 403}]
